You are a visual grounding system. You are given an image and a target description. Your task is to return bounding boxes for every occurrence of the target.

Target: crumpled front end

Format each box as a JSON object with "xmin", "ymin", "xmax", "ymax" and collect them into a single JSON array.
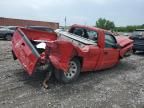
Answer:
[{"xmin": 116, "ymin": 36, "xmax": 133, "ymax": 58}]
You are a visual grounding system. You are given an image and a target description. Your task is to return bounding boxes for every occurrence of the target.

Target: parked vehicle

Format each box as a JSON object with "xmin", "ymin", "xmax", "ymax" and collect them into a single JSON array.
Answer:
[
  {"xmin": 27, "ymin": 26, "xmax": 54, "ymax": 33},
  {"xmin": 123, "ymin": 33, "xmax": 132, "ymax": 37},
  {"xmin": 12, "ymin": 24, "xmax": 133, "ymax": 83},
  {"xmin": 0, "ymin": 26, "xmax": 18, "ymax": 40},
  {"xmin": 0, "ymin": 26, "xmax": 5, "ymax": 29},
  {"xmin": 130, "ymin": 29, "xmax": 144, "ymax": 53}
]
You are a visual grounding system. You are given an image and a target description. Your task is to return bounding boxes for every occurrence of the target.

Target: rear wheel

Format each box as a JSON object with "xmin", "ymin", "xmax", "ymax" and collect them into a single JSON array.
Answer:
[
  {"xmin": 54, "ymin": 58, "xmax": 80, "ymax": 83},
  {"xmin": 5, "ymin": 34, "xmax": 12, "ymax": 41}
]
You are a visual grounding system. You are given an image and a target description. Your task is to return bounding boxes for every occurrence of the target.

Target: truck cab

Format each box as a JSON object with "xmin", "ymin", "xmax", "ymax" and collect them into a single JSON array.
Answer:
[{"xmin": 67, "ymin": 25, "xmax": 121, "ymax": 70}]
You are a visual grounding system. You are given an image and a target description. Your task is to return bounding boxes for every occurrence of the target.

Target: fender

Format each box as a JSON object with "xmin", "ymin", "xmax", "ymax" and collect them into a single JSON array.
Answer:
[
  {"xmin": 48, "ymin": 40, "xmax": 78, "ymax": 72},
  {"xmin": 119, "ymin": 44, "xmax": 133, "ymax": 58},
  {"xmin": 116, "ymin": 36, "xmax": 133, "ymax": 58}
]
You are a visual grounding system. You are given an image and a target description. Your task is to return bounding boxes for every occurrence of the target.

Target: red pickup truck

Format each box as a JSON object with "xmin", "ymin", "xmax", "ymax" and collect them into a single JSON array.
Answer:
[{"xmin": 12, "ymin": 24, "xmax": 133, "ymax": 83}]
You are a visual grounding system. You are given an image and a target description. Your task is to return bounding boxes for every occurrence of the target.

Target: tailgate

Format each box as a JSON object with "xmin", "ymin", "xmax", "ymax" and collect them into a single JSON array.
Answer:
[{"xmin": 12, "ymin": 28, "xmax": 40, "ymax": 75}]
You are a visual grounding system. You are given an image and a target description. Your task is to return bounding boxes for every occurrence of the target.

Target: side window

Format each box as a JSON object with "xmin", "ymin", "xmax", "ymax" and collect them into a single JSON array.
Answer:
[
  {"xmin": 105, "ymin": 34, "xmax": 116, "ymax": 48},
  {"xmin": 70, "ymin": 27, "xmax": 88, "ymax": 38},
  {"xmin": 71, "ymin": 28, "xmax": 84, "ymax": 36},
  {"xmin": 10, "ymin": 27, "xmax": 17, "ymax": 30},
  {"xmin": 87, "ymin": 30, "xmax": 98, "ymax": 42}
]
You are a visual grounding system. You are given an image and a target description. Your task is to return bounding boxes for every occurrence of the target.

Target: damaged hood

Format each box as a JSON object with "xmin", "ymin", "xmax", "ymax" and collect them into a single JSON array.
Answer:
[{"xmin": 115, "ymin": 35, "xmax": 133, "ymax": 47}]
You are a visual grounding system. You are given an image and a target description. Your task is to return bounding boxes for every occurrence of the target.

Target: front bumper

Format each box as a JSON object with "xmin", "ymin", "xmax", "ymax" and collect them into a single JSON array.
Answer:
[
  {"xmin": 0, "ymin": 34, "xmax": 5, "ymax": 38},
  {"xmin": 133, "ymin": 44, "xmax": 144, "ymax": 51}
]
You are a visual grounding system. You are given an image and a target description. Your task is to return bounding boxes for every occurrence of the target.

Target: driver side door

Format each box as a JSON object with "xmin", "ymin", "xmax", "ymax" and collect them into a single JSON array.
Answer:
[{"xmin": 101, "ymin": 33, "xmax": 119, "ymax": 69}]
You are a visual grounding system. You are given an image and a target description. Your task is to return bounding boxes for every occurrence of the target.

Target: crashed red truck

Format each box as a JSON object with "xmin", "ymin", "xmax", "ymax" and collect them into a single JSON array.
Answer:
[{"xmin": 11, "ymin": 24, "xmax": 133, "ymax": 83}]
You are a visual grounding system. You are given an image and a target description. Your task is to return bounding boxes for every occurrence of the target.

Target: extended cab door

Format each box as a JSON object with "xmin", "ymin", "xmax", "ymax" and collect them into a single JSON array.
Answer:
[
  {"xmin": 101, "ymin": 33, "xmax": 119, "ymax": 69},
  {"xmin": 12, "ymin": 28, "xmax": 40, "ymax": 75}
]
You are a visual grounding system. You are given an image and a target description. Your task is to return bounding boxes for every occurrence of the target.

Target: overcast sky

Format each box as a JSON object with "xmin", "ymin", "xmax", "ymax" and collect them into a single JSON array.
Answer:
[{"xmin": 0, "ymin": 0, "xmax": 143, "ymax": 26}]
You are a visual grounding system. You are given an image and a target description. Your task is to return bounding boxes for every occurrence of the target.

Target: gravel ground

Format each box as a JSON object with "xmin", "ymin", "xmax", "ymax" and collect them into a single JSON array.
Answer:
[{"xmin": 0, "ymin": 40, "xmax": 144, "ymax": 108}]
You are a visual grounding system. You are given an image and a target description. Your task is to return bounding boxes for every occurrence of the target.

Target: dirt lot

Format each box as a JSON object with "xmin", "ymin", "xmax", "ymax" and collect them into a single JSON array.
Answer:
[{"xmin": 0, "ymin": 40, "xmax": 144, "ymax": 108}]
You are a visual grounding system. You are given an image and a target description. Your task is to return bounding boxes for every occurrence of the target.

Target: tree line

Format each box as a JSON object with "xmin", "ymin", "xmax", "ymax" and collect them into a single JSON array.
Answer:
[{"xmin": 96, "ymin": 18, "xmax": 144, "ymax": 32}]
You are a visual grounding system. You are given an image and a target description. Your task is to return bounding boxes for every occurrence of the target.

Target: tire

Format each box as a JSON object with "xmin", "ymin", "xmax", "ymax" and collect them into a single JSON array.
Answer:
[
  {"xmin": 54, "ymin": 58, "xmax": 81, "ymax": 83},
  {"xmin": 133, "ymin": 49, "xmax": 136, "ymax": 54},
  {"xmin": 5, "ymin": 34, "xmax": 12, "ymax": 41}
]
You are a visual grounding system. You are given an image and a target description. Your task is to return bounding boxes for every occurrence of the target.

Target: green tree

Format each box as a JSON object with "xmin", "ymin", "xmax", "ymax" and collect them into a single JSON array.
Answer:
[
  {"xmin": 96, "ymin": 18, "xmax": 115, "ymax": 30},
  {"xmin": 115, "ymin": 25, "xmax": 144, "ymax": 32}
]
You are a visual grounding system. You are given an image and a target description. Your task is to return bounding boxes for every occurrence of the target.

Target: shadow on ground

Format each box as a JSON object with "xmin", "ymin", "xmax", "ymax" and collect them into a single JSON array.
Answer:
[{"xmin": 14, "ymin": 59, "xmax": 136, "ymax": 92}]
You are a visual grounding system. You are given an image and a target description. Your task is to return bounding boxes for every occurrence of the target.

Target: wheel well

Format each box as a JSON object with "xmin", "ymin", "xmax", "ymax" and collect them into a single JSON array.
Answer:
[{"xmin": 73, "ymin": 56, "xmax": 83, "ymax": 68}]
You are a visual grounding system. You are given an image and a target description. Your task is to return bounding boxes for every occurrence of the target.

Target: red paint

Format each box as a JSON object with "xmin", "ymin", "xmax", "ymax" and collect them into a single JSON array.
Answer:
[{"xmin": 12, "ymin": 25, "xmax": 133, "ymax": 76}]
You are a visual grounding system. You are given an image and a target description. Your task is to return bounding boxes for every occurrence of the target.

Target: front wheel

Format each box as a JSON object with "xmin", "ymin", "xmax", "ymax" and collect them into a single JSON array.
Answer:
[
  {"xmin": 133, "ymin": 49, "xmax": 136, "ymax": 54},
  {"xmin": 5, "ymin": 34, "xmax": 12, "ymax": 41},
  {"xmin": 54, "ymin": 58, "xmax": 81, "ymax": 83}
]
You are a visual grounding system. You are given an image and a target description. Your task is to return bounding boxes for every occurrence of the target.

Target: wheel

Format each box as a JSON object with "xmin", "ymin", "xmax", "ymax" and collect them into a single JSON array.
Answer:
[
  {"xmin": 133, "ymin": 49, "xmax": 136, "ymax": 54},
  {"xmin": 54, "ymin": 58, "xmax": 81, "ymax": 83},
  {"xmin": 5, "ymin": 34, "xmax": 12, "ymax": 41}
]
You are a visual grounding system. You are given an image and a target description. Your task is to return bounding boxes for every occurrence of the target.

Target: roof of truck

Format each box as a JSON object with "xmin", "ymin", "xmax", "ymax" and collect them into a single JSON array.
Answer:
[{"xmin": 71, "ymin": 24, "xmax": 107, "ymax": 33}]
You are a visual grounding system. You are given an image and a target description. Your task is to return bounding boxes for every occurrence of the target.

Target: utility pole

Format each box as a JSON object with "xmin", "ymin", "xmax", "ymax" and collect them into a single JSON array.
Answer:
[
  {"xmin": 84, "ymin": 21, "xmax": 87, "ymax": 26},
  {"xmin": 64, "ymin": 16, "xmax": 67, "ymax": 30}
]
